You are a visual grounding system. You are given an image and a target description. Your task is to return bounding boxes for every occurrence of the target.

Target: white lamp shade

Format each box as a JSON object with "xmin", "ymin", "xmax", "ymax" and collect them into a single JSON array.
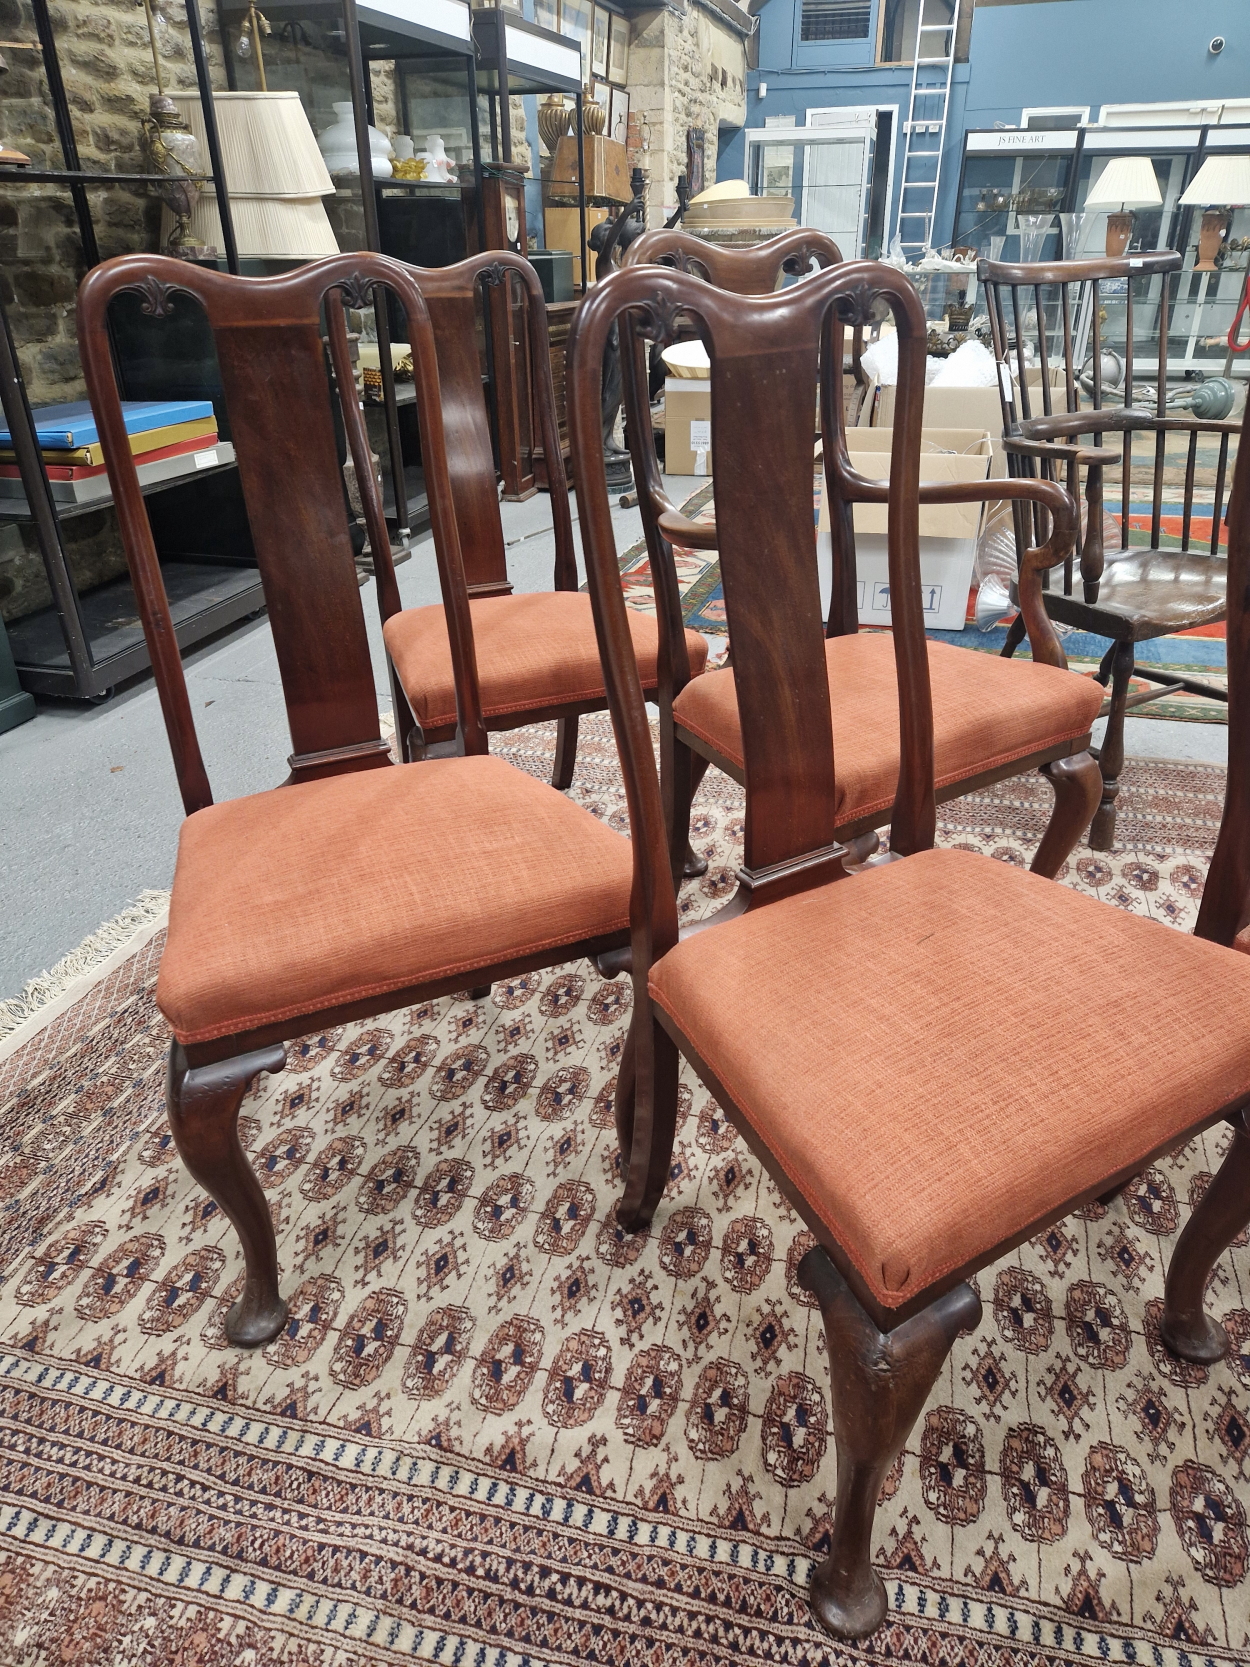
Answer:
[
  {"xmin": 1179, "ymin": 153, "xmax": 1250, "ymax": 207},
  {"xmin": 163, "ymin": 192, "xmax": 340, "ymax": 260},
  {"xmin": 1085, "ymin": 155, "xmax": 1162, "ymax": 211},
  {"xmin": 169, "ymin": 90, "xmax": 334, "ymax": 198}
]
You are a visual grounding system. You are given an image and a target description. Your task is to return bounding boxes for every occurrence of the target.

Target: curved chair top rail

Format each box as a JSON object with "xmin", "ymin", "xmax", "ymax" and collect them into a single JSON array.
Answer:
[
  {"xmin": 388, "ymin": 251, "xmax": 576, "ymax": 601},
  {"xmin": 623, "ymin": 227, "xmax": 842, "ymax": 293},
  {"xmin": 976, "ymin": 249, "xmax": 1182, "ymax": 286},
  {"xmin": 76, "ymin": 252, "xmax": 483, "ymax": 817},
  {"xmin": 568, "ymin": 259, "xmax": 933, "ymax": 962}
]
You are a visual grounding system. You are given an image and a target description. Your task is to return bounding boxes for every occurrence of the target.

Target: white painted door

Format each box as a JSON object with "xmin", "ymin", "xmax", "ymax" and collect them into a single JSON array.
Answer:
[{"xmin": 801, "ymin": 109, "xmax": 874, "ymax": 257}]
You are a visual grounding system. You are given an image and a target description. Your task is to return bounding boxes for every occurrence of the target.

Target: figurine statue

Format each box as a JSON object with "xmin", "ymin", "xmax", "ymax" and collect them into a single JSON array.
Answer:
[{"xmin": 589, "ymin": 170, "xmax": 647, "ymax": 492}]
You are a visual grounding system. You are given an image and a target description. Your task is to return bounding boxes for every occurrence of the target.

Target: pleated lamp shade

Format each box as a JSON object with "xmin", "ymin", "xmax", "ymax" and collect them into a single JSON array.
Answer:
[
  {"xmin": 1179, "ymin": 154, "xmax": 1250, "ymax": 207},
  {"xmin": 162, "ymin": 90, "xmax": 339, "ymax": 260},
  {"xmin": 1085, "ymin": 156, "xmax": 1162, "ymax": 211}
]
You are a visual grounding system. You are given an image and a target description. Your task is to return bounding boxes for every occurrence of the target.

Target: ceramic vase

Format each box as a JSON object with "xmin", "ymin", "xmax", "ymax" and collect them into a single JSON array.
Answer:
[{"xmin": 318, "ymin": 101, "xmax": 392, "ymax": 177}]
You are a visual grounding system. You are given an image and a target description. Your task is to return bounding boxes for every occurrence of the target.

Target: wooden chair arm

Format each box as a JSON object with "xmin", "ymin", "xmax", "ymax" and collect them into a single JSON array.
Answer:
[
  {"xmin": 1017, "ymin": 407, "xmax": 1156, "ymax": 440},
  {"xmin": 835, "ymin": 462, "xmax": 1077, "ymax": 671},
  {"xmin": 1005, "ymin": 435, "xmax": 1127, "ymax": 467},
  {"xmin": 655, "ymin": 498, "xmax": 719, "ymax": 549}
]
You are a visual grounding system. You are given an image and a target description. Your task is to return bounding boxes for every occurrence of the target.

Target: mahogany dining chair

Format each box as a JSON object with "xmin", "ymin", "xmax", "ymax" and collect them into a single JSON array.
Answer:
[
  {"xmin": 618, "ymin": 235, "xmax": 1106, "ymax": 888},
  {"xmin": 373, "ymin": 250, "xmax": 709, "ymax": 788},
  {"xmin": 76, "ymin": 252, "xmax": 635, "ymax": 1350},
  {"xmin": 567, "ymin": 256, "xmax": 1250, "ymax": 1640}
]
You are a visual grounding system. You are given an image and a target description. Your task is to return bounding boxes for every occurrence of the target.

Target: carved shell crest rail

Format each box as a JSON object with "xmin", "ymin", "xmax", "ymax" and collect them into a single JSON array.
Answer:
[
  {"xmin": 124, "ymin": 273, "xmax": 187, "ymax": 319},
  {"xmin": 334, "ymin": 271, "xmax": 385, "ymax": 312},
  {"xmin": 656, "ymin": 250, "xmax": 714, "ymax": 281}
]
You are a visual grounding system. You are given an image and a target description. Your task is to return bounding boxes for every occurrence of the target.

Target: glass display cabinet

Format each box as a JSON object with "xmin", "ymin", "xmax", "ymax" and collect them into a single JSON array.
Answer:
[
  {"xmin": 219, "ymin": 0, "xmax": 485, "ymax": 538},
  {"xmin": 952, "ymin": 123, "xmax": 1250, "ymax": 376},
  {"xmin": 739, "ymin": 115, "xmax": 892, "ymax": 260},
  {"xmin": 471, "ymin": 1, "xmax": 582, "ymax": 496}
]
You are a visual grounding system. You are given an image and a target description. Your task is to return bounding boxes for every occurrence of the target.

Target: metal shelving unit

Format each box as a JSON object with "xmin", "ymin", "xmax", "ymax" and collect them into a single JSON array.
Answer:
[{"xmin": 0, "ymin": 0, "xmax": 258, "ymax": 701}]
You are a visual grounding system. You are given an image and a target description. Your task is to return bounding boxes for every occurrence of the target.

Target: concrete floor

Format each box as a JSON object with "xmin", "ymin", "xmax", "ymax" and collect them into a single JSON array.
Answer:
[{"xmin": 0, "ymin": 485, "xmax": 1229, "ymax": 999}]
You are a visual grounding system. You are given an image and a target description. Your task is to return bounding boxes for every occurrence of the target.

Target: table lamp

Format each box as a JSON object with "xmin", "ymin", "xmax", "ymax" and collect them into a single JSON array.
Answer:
[
  {"xmin": 1178, "ymin": 153, "xmax": 1250, "ymax": 271},
  {"xmin": 164, "ymin": 91, "xmax": 339, "ymax": 262},
  {"xmin": 1084, "ymin": 156, "xmax": 1162, "ymax": 257}
]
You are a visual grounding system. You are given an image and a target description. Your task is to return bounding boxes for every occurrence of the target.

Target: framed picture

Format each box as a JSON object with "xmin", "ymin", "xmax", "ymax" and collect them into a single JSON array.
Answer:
[
  {"xmin": 609, "ymin": 86, "xmax": 629, "ymax": 147},
  {"xmin": 591, "ymin": 6, "xmax": 610, "ymax": 80},
  {"xmin": 534, "ymin": 0, "xmax": 558, "ymax": 29},
  {"xmin": 608, "ymin": 13, "xmax": 630, "ymax": 84},
  {"xmin": 560, "ymin": 0, "xmax": 592, "ymax": 81}
]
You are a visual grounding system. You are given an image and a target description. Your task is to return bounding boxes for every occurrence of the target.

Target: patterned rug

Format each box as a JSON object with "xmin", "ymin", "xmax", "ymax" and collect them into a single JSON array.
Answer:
[{"xmin": 0, "ymin": 720, "xmax": 1247, "ymax": 1664}]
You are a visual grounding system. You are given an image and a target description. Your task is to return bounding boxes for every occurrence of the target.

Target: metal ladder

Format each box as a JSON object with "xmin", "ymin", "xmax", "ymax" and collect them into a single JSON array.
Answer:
[{"xmin": 893, "ymin": 0, "xmax": 960, "ymax": 258}]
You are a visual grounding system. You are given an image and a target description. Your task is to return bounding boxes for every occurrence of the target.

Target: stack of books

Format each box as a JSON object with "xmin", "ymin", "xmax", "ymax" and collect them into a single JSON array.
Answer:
[{"xmin": 0, "ymin": 399, "xmax": 222, "ymax": 505}]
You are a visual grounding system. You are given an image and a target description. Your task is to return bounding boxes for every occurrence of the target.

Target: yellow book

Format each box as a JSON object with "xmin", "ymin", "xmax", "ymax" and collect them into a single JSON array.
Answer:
[{"xmin": 0, "ymin": 415, "xmax": 218, "ymax": 469}]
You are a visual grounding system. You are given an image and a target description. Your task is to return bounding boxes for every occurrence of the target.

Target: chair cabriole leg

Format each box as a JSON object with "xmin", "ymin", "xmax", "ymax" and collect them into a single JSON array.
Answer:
[
  {"xmin": 683, "ymin": 752, "xmax": 711, "ymax": 878},
  {"xmin": 799, "ymin": 1248, "xmax": 982, "ymax": 1640},
  {"xmin": 167, "ymin": 1040, "xmax": 288, "ymax": 1348},
  {"xmin": 1032, "ymin": 751, "xmax": 1102, "ymax": 878},
  {"xmin": 616, "ymin": 1009, "xmax": 679, "ymax": 1232},
  {"xmin": 1088, "ymin": 639, "xmax": 1134, "ymax": 851},
  {"xmin": 553, "ymin": 714, "xmax": 579, "ymax": 790},
  {"xmin": 1161, "ymin": 1109, "xmax": 1250, "ymax": 1363},
  {"xmin": 667, "ymin": 739, "xmax": 710, "ymax": 886}
]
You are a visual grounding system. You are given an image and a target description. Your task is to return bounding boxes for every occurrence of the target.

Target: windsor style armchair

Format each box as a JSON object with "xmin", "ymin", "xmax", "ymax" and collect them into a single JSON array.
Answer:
[
  {"xmin": 568, "ymin": 257, "xmax": 1250, "ymax": 1641},
  {"xmin": 375, "ymin": 251, "xmax": 708, "ymax": 785},
  {"xmin": 620, "ymin": 236, "xmax": 1104, "ymax": 886},
  {"xmin": 77, "ymin": 252, "xmax": 634, "ymax": 1349},
  {"xmin": 980, "ymin": 251, "xmax": 1235, "ymax": 848}
]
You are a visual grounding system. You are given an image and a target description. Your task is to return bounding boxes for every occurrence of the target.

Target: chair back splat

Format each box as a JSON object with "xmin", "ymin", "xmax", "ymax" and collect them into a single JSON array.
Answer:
[
  {"xmin": 568, "ymin": 261, "xmax": 933, "ymax": 915},
  {"xmin": 391, "ymin": 254, "xmax": 576, "ymax": 602},
  {"xmin": 75, "ymin": 253, "xmax": 486, "ymax": 813}
]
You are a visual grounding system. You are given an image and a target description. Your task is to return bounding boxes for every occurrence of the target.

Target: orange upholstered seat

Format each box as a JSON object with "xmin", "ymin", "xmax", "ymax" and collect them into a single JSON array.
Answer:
[
  {"xmin": 158, "ymin": 755, "xmax": 633, "ymax": 1045},
  {"xmin": 672, "ymin": 632, "xmax": 1104, "ymax": 825},
  {"xmin": 650, "ymin": 846, "xmax": 1250, "ymax": 1311},
  {"xmin": 384, "ymin": 591, "xmax": 710, "ymax": 733}
]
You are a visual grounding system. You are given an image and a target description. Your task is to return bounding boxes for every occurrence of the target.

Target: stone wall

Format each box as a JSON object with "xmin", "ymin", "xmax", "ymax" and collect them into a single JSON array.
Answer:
[{"xmin": 624, "ymin": 0, "xmax": 748, "ymax": 225}]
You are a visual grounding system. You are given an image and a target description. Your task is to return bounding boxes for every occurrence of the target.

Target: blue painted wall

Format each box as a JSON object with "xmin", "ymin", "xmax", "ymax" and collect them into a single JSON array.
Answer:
[{"xmin": 719, "ymin": 0, "xmax": 1249, "ymax": 250}]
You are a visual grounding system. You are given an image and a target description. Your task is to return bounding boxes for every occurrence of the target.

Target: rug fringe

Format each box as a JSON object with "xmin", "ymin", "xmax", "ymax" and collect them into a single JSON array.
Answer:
[{"xmin": 0, "ymin": 890, "xmax": 171, "ymax": 1042}]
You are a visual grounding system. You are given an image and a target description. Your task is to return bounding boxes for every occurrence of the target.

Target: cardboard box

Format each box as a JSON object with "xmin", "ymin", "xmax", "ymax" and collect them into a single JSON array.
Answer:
[
  {"xmin": 818, "ymin": 429, "xmax": 994, "ymax": 632},
  {"xmin": 859, "ymin": 378, "xmax": 1006, "ymax": 475},
  {"xmin": 663, "ymin": 377, "xmax": 712, "ymax": 476}
]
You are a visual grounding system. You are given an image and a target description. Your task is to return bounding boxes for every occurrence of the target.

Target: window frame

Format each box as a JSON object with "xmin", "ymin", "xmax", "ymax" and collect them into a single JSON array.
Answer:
[
  {"xmin": 791, "ymin": 0, "xmax": 878, "ymax": 68},
  {"xmin": 1020, "ymin": 106, "xmax": 1091, "ymax": 130}
]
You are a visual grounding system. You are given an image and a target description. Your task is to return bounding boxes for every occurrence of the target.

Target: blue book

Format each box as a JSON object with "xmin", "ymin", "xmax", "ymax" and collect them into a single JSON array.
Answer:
[{"xmin": 0, "ymin": 398, "xmax": 215, "ymax": 451}]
